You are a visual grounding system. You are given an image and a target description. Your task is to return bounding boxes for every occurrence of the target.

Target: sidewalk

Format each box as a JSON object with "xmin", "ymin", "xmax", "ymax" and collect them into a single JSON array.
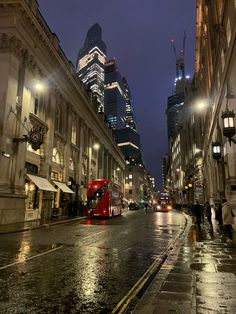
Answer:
[
  {"xmin": 0, "ymin": 215, "xmax": 87, "ymax": 235},
  {"xmin": 134, "ymin": 218, "xmax": 236, "ymax": 313}
]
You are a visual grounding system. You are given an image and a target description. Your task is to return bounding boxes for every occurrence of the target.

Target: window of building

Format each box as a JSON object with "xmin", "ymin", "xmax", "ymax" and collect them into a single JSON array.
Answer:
[
  {"xmin": 221, "ymin": 50, "xmax": 225, "ymax": 72},
  {"xmin": 226, "ymin": 18, "xmax": 231, "ymax": 46},
  {"xmin": 52, "ymin": 148, "xmax": 61, "ymax": 164},
  {"xmin": 71, "ymin": 120, "xmax": 77, "ymax": 145},
  {"xmin": 129, "ymin": 189, "xmax": 132, "ymax": 194},
  {"xmin": 27, "ymin": 143, "xmax": 40, "ymax": 155},
  {"xmin": 34, "ymin": 96, "xmax": 40, "ymax": 115},
  {"xmin": 55, "ymin": 105, "xmax": 62, "ymax": 132},
  {"xmin": 129, "ymin": 182, "xmax": 132, "ymax": 187},
  {"xmin": 129, "ymin": 174, "xmax": 132, "ymax": 179},
  {"xmin": 69, "ymin": 157, "xmax": 74, "ymax": 171}
]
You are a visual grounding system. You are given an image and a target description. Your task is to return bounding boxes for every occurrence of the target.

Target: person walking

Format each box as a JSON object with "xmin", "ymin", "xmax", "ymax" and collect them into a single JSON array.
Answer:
[
  {"xmin": 215, "ymin": 202, "xmax": 223, "ymax": 227},
  {"xmin": 205, "ymin": 201, "xmax": 213, "ymax": 228},
  {"xmin": 193, "ymin": 200, "xmax": 203, "ymax": 227},
  {"xmin": 222, "ymin": 198, "xmax": 234, "ymax": 241},
  {"xmin": 144, "ymin": 202, "xmax": 148, "ymax": 213}
]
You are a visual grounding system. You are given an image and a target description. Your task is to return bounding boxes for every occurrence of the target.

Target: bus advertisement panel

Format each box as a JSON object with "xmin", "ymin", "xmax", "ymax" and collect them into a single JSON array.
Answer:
[{"xmin": 87, "ymin": 179, "xmax": 123, "ymax": 218}]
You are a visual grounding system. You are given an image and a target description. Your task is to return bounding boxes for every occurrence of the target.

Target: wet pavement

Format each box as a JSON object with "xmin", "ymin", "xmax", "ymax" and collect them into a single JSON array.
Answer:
[
  {"xmin": 134, "ymin": 218, "xmax": 236, "ymax": 314},
  {"xmin": 0, "ymin": 209, "xmax": 186, "ymax": 313},
  {"xmin": 0, "ymin": 215, "xmax": 86, "ymax": 235}
]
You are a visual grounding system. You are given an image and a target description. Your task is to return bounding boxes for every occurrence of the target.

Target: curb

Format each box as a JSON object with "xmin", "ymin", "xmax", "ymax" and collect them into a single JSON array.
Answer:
[
  {"xmin": 0, "ymin": 216, "xmax": 87, "ymax": 235},
  {"xmin": 112, "ymin": 212, "xmax": 191, "ymax": 314}
]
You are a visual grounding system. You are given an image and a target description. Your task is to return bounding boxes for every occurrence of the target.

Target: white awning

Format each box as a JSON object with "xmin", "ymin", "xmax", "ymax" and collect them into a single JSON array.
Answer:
[
  {"xmin": 53, "ymin": 181, "xmax": 74, "ymax": 194},
  {"xmin": 27, "ymin": 174, "xmax": 57, "ymax": 192}
]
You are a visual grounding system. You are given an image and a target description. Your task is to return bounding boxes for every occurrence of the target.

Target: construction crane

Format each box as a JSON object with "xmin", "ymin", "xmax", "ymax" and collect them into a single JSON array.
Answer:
[{"xmin": 171, "ymin": 30, "xmax": 186, "ymax": 78}]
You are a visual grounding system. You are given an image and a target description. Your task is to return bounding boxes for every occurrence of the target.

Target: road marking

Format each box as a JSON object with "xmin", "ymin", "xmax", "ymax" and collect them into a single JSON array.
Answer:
[
  {"xmin": 0, "ymin": 245, "xmax": 63, "ymax": 270},
  {"xmin": 82, "ymin": 230, "xmax": 107, "ymax": 240}
]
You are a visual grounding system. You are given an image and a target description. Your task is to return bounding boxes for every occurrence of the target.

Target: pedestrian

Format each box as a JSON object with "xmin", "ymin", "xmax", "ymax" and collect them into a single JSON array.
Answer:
[
  {"xmin": 144, "ymin": 202, "xmax": 148, "ymax": 213},
  {"xmin": 205, "ymin": 201, "xmax": 213, "ymax": 228},
  {"xmin": 222, "ymin": 198, "xmax": 234, "ymax": 241},
  {"xmin": 193, "ymin": 200, "xmax": 203, "ymax": 227},
  {"xmin": 215, "ymin": 202, "xmax": 223, "ymax": 227}
]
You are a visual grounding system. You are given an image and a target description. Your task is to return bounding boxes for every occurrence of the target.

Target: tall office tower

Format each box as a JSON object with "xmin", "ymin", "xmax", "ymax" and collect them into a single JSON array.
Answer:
[
  {"xmin": 122, "ymin": 77, "xmax": 137, "ymax": 131},
  {"xmin": 166, "ymin": 77, "xmax": 191, "ymax": 141},
  {"xmin": 76, "ymin": 23, "xmax": 106, "ymax": 112},
  {"xmin": 104, "ymin": 59, "xmax": 126, "ymax": 129}
]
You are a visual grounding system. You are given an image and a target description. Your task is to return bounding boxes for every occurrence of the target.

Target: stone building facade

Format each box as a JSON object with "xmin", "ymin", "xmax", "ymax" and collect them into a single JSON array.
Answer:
[
  {"xmin": 195, "ymin": 0, "xmax": 236, "ymax": 206},
  {"xmin": 0, "ymin": 0, "xmax": 125, "ymax": 225},
  {"xmin": 166, "ymin": 0, "xmax": 236, "ymax": 209}
]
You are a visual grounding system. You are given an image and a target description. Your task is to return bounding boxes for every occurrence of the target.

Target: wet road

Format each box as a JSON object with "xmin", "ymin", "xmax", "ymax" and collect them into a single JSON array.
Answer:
[{"xmin": 0, "ymin": 210, "xmax": 185, "ymax": 313}]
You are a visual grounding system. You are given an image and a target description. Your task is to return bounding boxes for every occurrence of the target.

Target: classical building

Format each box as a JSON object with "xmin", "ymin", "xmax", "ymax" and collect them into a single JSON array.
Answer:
[
  {"xmin": 0, "ymin": 0, "xmax": 125, "ymax": 225},
  {"xmin": 195, "ymin": 0, "xmax": 236, "ymax": 206},
  {"xmin": 166, "ymin": 1, "xmax": 236, "ymax": 209}
]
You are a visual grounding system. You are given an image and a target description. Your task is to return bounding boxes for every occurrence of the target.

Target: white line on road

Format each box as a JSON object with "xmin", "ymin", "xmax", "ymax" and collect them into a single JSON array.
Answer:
[
  {"xmin": 82, "ymin": 230, "xmax": 107, "ymax": 240},
  {"xmin": 0, "ymin": 245, "xmax": 63, "ymax": 270}
]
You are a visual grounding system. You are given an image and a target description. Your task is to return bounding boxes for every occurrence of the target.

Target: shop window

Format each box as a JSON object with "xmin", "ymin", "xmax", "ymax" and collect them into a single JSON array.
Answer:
[
  {"xmin": 25, "ymin": 181, "xmax": 39, "ymax": 210},
  {"xmin": 25, "ymin": 162, "xmax": 38, "ymax": 175},
  {"xmin": 129, "ymin": 189, "xmax": 133, "ymax": 194}
]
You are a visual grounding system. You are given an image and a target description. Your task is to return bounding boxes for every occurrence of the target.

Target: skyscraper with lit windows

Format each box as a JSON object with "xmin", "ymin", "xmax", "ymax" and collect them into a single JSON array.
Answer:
[
  {"xmin": 122, "ymin": 77, "xmax": 137, "ymax": 131},
  {"xmin": 104, "ymin": 59, "xmax": 126, "ymax": 129},
  {"xmin": 76, "ymin": 23, "xmax": 106, "ymax": 112}
]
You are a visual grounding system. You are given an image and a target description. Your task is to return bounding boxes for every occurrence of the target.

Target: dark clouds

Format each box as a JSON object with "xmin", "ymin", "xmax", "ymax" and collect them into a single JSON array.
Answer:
[{"xmin": 38, "ymin": 0, "xmax": 196, "ymax": 188}]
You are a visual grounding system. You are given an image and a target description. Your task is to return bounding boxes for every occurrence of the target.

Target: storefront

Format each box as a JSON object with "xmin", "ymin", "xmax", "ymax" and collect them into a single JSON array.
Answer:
[
  {"xmin": 52, "ymin": 180, "xmax": 74, "ymax": 217},
  {"xmin": 25, "ymin": 174, "xmax": 57, "ymax": 221}
]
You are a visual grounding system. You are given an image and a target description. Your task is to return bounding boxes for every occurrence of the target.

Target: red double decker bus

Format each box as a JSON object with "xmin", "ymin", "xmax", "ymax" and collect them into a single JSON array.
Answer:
[{"xmin": 87, "ymin": 179, "xmax": 123, "ymax": 218}]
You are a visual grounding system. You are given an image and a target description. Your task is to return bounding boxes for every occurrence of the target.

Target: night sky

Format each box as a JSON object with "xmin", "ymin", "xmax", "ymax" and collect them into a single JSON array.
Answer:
[{"xmin": 37, "ymin": 0, "xmax": 196, "ymax": 189}]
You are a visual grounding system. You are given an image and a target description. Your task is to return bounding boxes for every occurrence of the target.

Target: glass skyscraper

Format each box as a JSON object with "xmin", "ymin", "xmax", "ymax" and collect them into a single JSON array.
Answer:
[{"xmin": 76, "ymin": 23, "xmax": 107, "ymax": 112}]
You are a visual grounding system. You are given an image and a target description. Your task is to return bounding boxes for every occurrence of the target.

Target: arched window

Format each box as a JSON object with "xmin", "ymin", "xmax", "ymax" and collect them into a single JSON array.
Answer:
[
  {"xmin": 52, "ymin": 148, "xmax": 61, "ymax": 164},
  {"xmin": 69, "ymin": 157, "xmax": 74, "ymax": 171}
]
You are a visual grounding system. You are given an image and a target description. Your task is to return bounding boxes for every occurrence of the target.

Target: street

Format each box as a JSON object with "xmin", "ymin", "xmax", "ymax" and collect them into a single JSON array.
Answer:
[{"xmin": 0, "ymin": 210, "xmax": 185, "ymax": 313}]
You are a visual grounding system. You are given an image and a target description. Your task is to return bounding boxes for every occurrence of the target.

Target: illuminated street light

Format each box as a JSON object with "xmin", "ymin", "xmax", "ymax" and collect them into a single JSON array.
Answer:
[
  {"xmin": 93, "ymin": 143, "xmax": 100, "ymax": 150},
  {"xmin": 222, "ymin": 109, "xmax": 236, "ymax": 144},
  {"xmin": 33, "ymin": 80, "xmax": 46, "ymax": 92},
  {"xmin": 212, "ymin": 142, "xmax": 222, "ymax": 160}
]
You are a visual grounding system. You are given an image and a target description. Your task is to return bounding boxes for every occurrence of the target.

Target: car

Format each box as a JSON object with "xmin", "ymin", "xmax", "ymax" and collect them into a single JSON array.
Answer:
[{"xmin": 155, "ymin": 203, "xmax": 172, "ymax": 212}]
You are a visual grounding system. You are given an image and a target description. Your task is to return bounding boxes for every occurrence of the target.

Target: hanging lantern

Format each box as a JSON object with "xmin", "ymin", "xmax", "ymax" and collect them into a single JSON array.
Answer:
[
  {"xmin": 222, "ymin": 109, "xmax": 235, "ymax": 139},
  {"xmin": 212, "ymin": 142, "xmax": 221, "ymax": 160}
]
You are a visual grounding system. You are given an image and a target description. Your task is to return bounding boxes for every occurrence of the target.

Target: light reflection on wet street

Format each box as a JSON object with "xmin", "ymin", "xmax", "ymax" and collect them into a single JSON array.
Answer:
[{"xmin": 0, "ymin": 210, "xmax": 185, "ymax": 313}]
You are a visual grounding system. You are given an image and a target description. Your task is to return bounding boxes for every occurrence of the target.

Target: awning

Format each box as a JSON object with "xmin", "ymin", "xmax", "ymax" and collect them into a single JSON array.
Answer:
[
  {"xmin": 27, "ymin": 174, "xmax": 57, "ymax": 192},
  {"xmin": 53, "ymin": 181, "xmax": 74, "ymax": 194}
]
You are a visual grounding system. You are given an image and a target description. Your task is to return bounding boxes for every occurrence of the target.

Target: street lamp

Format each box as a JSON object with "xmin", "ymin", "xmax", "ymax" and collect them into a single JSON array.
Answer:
[
  {"xmin": 93, "ymin": 143, "xmax": 100, "ymax": 150},
  {"xmin": 222, "ymin": 109, "xmax": 236, "ymax": 144},
  {"xmin": 212, "ymin": 142, "xmax": 222, "ymax": 160}
]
